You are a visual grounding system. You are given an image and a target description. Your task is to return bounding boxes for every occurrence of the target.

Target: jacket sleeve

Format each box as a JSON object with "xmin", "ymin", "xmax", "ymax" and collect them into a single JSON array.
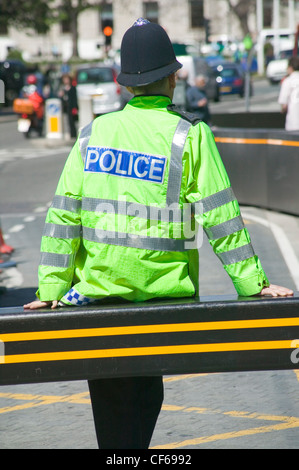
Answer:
[
  {"xmin": 186, "ymin": 122, "xmax": 270, "ymax": 297},
  {"xmin": 37, "ymin": 140, "xmax": 83, "ymax": 301}
]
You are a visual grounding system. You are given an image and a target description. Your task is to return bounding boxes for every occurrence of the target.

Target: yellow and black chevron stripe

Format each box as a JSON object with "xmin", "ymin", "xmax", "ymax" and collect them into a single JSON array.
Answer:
[{"xmin": 1, "ymin": 297, "xmax": 299, "ymax": 385}]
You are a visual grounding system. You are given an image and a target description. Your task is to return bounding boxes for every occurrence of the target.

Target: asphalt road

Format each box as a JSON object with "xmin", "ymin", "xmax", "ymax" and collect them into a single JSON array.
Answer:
[
  {"xmin": 0, "ymin": 114, "xmax": 299, "ymax": 450},
  {"xmin": 209, "ymin": 76, "xmax": 282, "ymax": 114}
]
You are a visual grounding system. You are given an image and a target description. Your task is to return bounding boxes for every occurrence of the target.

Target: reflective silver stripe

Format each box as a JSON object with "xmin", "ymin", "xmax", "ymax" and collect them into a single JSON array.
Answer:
[
  {"xmin": 193, "ymin": 187, "xmax": 236, "ymax": 214},
  {"xmin": 217, "ymin": 243, "xmax": 255, "ymax": 266},
  {"xmin": 39, "ymin": 252, "xmax": 71, "ymax": 268},
  {"xmin": 166, "ymin": 119, "xmax": 191, "ymax": 205},
  {"xmin": 82, "ymin": 197, "xmax": 184, "ymax": 223},
  {"xmin": 82, "ymin": 226, "xmax": 194, "ymax": 252},
  {"xmin": 43, "ymin": 223, "xmax": 81, "ymax": 239},
  {"xmin": 51, "ymin": 195, "xmax": 81, "ymax": 213},
  {"xmin": 204, "ymin": 215, "xmax": 244, "ymax": 240},
  {"xmin": 79, "ymin": 121, "xmax": 93, "ymax": 163}
]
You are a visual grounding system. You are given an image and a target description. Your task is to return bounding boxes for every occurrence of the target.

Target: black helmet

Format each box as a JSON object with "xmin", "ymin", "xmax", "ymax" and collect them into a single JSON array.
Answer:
[{"xmin": 117, "ymin": 18, "xmax": 182, "ymax": 87}]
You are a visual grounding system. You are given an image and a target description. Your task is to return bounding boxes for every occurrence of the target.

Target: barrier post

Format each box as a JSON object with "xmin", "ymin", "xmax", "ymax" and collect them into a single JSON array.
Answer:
[
  {"xmin": 0, "ymin": 79, "xmax": 4, "ymax": 104},
  {"xmin": 0, "ymin": 294, "xmax": 298, "ymax": 386},
  {"xmin": 45, "ymin": 98, "xmax": 63, "ymax": 139}
]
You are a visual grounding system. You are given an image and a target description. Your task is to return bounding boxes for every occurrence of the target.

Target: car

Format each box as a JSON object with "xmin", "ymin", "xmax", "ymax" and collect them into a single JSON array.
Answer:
[
  {"xmin": 266, "ymin": 49, "xmax": 294, "ymax": 84},
  {"xmin": 204, "ymin": 55, "xmax": 227, "ymax": 67},
  {"xmin": 212, "ymin": 62, "xmax": 249, "ymax": 97},
  {"xmin": 175, "ymin": 55, "xmax": 220, "ymax": 102},
  {"xmin": 0, "ymin": 59, "xmax": 27, "ymax": 106},
  {"xmin": 76, "ymin": 63, "xmax": 129, "ymax": 116}
]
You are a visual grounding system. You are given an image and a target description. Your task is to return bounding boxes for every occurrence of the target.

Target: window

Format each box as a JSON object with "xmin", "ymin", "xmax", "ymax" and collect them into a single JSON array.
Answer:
[
  {"xmin": 143, "ymin": 2, "xmax": 159, "ymax": 24},
  {"xmin": 61, "ymin": 18, "xmax": 71, "ymax": 34},
  {"xmin": 263, "ymin": 0, "xmax": 272, "ymax": 28},
  {"xmin": 0, "ymin": 22, "xmax": 8, "ymax": 35},
  {"xmin": 190, "ymin": 0, "xmax": 204, "ymax": 28},
  {"xmin": 77, "ymin": 67, "xmax": 115, "ymax": 84}
]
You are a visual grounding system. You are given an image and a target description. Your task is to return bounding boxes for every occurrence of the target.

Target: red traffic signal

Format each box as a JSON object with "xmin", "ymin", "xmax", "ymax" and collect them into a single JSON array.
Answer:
[{"xmin": 103, "ymin": 25, "xmax": 113, "ymax": 37}]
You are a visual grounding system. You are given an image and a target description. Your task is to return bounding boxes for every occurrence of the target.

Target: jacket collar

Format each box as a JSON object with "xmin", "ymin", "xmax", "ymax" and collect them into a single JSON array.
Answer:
[{"xmin": 126, "ymin": 95, "xmax": 172, "ymax": 110}]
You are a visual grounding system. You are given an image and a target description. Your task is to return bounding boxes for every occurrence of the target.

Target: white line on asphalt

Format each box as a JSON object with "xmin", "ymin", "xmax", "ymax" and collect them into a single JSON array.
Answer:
[
  {"xmin": 242, "ymin": 211, "xmax": 299, "ymax": 289},
  {"xmin": 8, "ymin": 224, "xmax": 25, "ymax": 233},
  {"xmin": 23, "ymin": 216, "xmax": 36, "ymax": 222},
  {"xmin": 0, "ymin": 146, "xmax": 71, "ymax": 164},
  {"xmin": 33, "ymin": 206, "xmax": 48, "ymax": 213},
  {"xmin": 3, "ymin": 267, "xmax": 24, "ymax": 288}
]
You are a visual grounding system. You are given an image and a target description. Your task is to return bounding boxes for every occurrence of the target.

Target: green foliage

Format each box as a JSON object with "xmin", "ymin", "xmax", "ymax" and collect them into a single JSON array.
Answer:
[
  {"xmin": 0, "ymin": 0, "xmax": 102, "ymax": 59},
  {"xmin": 6, "ymin": 48, "xmax": 24, "ymax": 62},
  {"xmin": 0, "ymin": 0, "xmax": 55, "ymax": 34}
]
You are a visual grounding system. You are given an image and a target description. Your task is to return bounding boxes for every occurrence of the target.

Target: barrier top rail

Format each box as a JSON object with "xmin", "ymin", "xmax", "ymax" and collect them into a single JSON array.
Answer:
[{"xmin": 1, "ymin": 293, "xmax": 299, "ymax": 386}]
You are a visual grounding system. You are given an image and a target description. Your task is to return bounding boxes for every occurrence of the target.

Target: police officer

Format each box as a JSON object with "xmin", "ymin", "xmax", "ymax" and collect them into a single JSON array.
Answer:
[{"xmin": 24, "ymin": 19, "xmax": 293, "ymax": 448}]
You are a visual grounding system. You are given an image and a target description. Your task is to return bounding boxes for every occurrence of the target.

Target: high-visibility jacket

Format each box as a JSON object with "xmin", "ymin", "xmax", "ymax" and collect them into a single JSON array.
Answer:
[{"xmin": 37, "ymin": 95, "xmax": 269, "ymax": 305}]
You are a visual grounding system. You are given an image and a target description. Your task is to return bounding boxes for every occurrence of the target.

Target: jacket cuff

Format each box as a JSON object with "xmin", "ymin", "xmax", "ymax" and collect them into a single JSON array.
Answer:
[
  {"xmin": 233, "ymin": 271, "xmax": 270, "ymax": 297},
  {"xmin": 36, "ymin": 283, "xmax": 71, "ymax": 302}
]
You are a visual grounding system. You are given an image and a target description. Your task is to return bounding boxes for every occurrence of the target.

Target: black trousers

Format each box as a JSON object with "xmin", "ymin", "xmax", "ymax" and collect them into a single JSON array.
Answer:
[{"xmin": 88, "ymin": 376, "xmax": 164, "ymax": 449}]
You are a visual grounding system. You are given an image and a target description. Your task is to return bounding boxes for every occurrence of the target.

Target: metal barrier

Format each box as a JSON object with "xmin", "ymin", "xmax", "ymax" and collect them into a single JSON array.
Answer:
[
  {"xmin": 1, "ymin": 294, "xmax": 298, "ymax": 386},
  {"xmin": 214, "ymin": 128, "xmax": 299, "ymax": 216},
  {"xmin": 212, "ymin": 112, "xmax": 286, "ymax": 129}
]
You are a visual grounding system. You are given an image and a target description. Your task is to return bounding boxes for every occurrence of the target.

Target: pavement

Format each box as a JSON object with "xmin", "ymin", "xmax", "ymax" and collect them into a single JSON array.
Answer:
[{"xmin": 0, "ymin": 108, "xmax": 17, "ymax": 123}]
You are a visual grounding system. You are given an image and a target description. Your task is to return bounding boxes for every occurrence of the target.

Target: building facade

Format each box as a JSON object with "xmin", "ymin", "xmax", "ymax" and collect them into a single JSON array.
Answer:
[{"xmin": 0, "ymin": 0, "xmax": 298, "ymax": 62}]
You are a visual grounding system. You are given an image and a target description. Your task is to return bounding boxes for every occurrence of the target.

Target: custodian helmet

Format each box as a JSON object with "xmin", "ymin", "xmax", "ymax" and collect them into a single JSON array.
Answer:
[{"xmin": 117, "ymin": 18, "xmax": 182, "ymax": 87}]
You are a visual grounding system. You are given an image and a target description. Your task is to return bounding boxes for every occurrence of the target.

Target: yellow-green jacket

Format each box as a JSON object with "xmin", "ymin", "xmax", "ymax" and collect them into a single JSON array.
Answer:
[{"xmin": 37, "ymin": 95, "xmax": 269, "ymax": 305}]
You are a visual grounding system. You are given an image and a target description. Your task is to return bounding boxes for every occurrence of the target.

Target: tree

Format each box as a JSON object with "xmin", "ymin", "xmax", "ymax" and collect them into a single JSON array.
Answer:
[
  {"xmin": 56, "ymin": 0, "xmax": 102, "ymax": 59},
  {"xmin": 0, "ymin": 0, "xmax": 54, "ymax": 35},
  {"xmin": 226, "ymin": 0, "xmax": 255, "ymax": 37},
  {"xmin": 0, "ymin": 0, "xmax": 102, "ymax": 59}
]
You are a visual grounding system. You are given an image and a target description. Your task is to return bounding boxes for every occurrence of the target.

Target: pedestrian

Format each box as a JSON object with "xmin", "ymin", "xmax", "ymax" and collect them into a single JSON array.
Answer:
[
  {"xmin": 43, "ymin": 64, "xmax": 61, "ymax": 99},
  {"xmin": 0, "ymin": 217, "xmax": 14, "ymax": 279},
  {"xmin": 0, "ymin": 218, "xmax": 14, "ymax": 255},
  {"xmin": 24, "ymin": 18, "xmax": 293, "ymax": 449},
  {"xmin": 278, "ymin": 56, "xmax": 299, "ymax": 131},
  {"xmin": 20, "ymin": 74, "xmax": 44, "ymax": 137},
  {"xmin": 186, "ymin": 74, "xmax": 211, "ymax": 124},
  {"xmin": 58, "ymin": 74, "xmax": 78, "ymax": 138}
]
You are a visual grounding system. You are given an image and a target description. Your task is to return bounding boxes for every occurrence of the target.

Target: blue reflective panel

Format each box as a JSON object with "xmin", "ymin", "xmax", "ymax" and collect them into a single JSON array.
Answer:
[{"xmin": 84, "ymin": 146, "xmax": 167, "ymax": 184}]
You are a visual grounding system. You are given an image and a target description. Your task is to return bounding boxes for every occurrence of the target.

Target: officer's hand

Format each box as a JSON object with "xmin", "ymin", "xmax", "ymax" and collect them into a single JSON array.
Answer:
[
  {"xmin": 259, "ymin": 284, "xmax": 294, "ymax": 297},
  {"xmin": 23, "ymin": 300, "xmax": 59, "ymax": 310}
]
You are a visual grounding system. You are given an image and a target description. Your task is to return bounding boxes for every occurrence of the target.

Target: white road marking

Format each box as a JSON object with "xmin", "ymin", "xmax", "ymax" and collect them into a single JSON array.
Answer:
[
  {"xmin": 8, "ymin": 224, "xmax": 24, "ymax": 233},
  {"xmin": 242, "ymin": 211, "xmax": 299, "ymax": 289},
  {"xmin": 0, "ymin": 146, "xmax": 71, "ymax": 163},
  {"xmin": 34, "ymin": 206, "xmax": 48, "ymax": 213},
  {"xmin": 1, "ymin": 215, "xmax": 41, "ymax": 290},
  {"xmin": 3, "ymin": 267, "xmax": 24, "ymax": 288}
]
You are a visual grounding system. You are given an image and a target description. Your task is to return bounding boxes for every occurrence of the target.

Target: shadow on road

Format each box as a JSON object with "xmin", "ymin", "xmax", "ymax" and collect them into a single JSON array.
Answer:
[{"xmin": 0, "ymin": 287, "xmax": 37, "ymax": 308}]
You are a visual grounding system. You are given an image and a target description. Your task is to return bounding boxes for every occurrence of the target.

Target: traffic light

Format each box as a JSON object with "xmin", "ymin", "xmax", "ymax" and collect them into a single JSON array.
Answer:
[{"xmin": 102, "ymin": 19, "xmax": 113, "ymax": 47}]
